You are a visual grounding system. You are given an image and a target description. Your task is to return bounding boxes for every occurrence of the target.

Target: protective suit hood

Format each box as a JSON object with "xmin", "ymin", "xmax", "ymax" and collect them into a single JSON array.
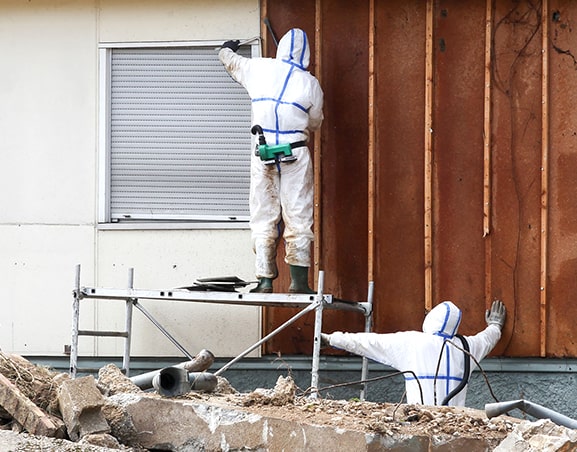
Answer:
[
  {"xmin": 276, "ymin": 28, "xmax": 310, "ymax": 70},
  {"xmin": 422, "ymin": 301, "xmax": 462, "ymax": 339}
]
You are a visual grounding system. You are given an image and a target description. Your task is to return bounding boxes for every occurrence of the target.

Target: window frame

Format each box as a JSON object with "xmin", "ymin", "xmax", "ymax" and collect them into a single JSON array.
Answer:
[{"xmin": 97, "ymin": 40, "xmax": 260, "ymax": 227}]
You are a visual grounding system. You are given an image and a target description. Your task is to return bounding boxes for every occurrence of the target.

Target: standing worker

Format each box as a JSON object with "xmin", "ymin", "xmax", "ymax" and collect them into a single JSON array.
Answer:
[
  {"xmin": 219, "ymin": 28, "xmax": 324, "ymax": 294},
  {"xmin": 321, "ymin": 300, "xmax": 507, "ymax": 406}
]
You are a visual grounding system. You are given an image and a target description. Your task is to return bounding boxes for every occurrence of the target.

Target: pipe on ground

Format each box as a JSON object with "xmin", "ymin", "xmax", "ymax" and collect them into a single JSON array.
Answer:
[
  {"xmin": 130, "ymin": 349, "xmax": 215, "ymax": 392},
  {"xmin": 485, "ymin": 399, "xmax": 577, "ymax": 429},
  {"xmin": 152, "ymin": 367, "xmax": 218, "ymax": 397}
]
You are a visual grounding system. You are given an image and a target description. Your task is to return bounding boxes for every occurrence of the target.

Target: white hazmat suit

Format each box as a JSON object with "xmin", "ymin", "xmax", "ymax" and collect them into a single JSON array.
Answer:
[
  {"xmin": 325, "ymin": 301, "xmax": 504, "ymax": 406},
  {"xmin": 219, "ymin": 29, "xmax": 324, "ymax": 286}
]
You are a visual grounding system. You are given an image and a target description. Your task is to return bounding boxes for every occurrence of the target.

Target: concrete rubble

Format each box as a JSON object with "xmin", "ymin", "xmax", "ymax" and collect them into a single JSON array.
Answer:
[
  {"xmin": 494, "ymin": 418, "xmax": 577, "ymax": 451},
  {"xmin": 0, "ymin": 351, "xmax": 576, "ymax": 451},
  {"xmin": 59, "ymin": 375, "xmax": 111, "ymax": 441},
  {"xmin": 0, "ymin": 372, "xmax": 65, "ymax": 438}
]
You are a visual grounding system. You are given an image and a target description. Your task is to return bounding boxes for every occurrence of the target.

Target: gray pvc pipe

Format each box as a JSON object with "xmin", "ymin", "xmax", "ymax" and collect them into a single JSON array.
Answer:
[
  {"xmin": 485, "ymin": 399, "xmax": 577, "ymax": 429},
  {"xmin": 152, "ymin": 367, "xmax": 218, "ymax": 397},
  {"xmin": 153, "ymin": 367, "xmax": 190, "ymax": 396},
  {"xmin": 188, "ymin": 371, "xmax": 218, "ymax": 392},
  {"xmin": 129, "ymin": 349, "xmax": 214, "ymax": 390}
]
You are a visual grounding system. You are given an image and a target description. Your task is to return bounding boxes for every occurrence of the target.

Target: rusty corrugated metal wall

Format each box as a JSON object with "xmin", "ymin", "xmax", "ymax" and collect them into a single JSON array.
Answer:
[{"xmin": 262, "ymin": 0, "xmax": 577, "ymax": 359}]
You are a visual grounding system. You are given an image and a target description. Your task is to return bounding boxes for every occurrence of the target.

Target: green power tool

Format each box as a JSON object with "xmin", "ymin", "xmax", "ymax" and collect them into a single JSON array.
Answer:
[{"xmin": 251, "ymin": 125, "xmax": 297, "ymax": 165}]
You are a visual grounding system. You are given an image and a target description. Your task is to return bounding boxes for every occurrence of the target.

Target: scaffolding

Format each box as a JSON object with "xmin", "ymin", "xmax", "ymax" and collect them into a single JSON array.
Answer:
[{"xmin": 70, "ymin": 264, "xmax": 374, "ymax": 398}]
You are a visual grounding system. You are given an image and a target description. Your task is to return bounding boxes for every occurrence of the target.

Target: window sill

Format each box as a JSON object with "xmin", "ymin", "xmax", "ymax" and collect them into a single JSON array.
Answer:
[{"xmin": 97, "ymin": 221, "xmax": 250, "ymax": 231}]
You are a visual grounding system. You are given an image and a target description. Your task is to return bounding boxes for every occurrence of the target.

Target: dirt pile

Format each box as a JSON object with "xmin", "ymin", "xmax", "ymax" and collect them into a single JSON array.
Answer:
[
  {"xmin": 183, "ymin": 374, "xmax": 517, "ymax": 445},
  {"xmin": 0, "ymin": 352, "xmax": 574, "ymax": 451}
]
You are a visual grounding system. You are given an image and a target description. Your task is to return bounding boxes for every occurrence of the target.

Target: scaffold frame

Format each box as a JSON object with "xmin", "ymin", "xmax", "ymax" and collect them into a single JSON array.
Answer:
[{"xmin": 70, "ymin": 264, "xmax": 374, "ymax": 398}]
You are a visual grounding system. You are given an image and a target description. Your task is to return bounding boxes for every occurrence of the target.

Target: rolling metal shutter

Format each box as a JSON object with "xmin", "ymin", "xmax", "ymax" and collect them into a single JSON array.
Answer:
[{"xmin": 109, "ymin": 46, "xmax": 252, "ymax": 222}]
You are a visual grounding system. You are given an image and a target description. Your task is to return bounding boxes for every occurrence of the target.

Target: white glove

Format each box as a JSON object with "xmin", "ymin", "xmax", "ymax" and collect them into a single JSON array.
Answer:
[
  {"xmin": 485, "ymin": 300, "xmax": 506, "ymax": 330},
  {"xmin": 320, "ymin": 333, "xmax": 331, "ymax": 347}
]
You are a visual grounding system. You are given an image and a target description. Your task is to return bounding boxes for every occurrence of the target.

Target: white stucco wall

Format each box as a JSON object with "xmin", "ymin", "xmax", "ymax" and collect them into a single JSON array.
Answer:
[{"xmin": 0, "ymin": 0, "xmax": 260, "ymax": 358}]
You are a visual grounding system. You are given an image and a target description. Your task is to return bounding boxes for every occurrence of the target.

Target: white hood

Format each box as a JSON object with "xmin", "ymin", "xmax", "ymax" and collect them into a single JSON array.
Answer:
[
  {"xmin": 276, "ymin": 28, "xmax": 310, "ymax": 70},
  {"xmin": 422, "ymin": 301, "xmax": 462, "ymax": 339}
]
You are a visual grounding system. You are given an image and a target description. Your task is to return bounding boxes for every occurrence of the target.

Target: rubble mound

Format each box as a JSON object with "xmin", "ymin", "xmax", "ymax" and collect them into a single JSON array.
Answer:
[
  {"xmin": 0, "ymin": 353, "xmax": 576, "ymax": 451},
  {"xmin": 231, "ymin": 388, "xmax": 517, "ymax": 444},
  {"xmin": 0, "ymin": 351, "xmax": 64, "ymax": 416},
  {"xmin": 242, "ymin": 374, "xmax": 296, "ymax": 406}
]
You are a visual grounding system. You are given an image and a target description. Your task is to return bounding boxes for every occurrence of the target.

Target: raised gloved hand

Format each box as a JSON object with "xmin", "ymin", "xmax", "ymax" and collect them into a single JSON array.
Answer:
[
  {"xmin": 485, "ymin": 300, "xmax": 506, "ymax": 330},
  {"xmin": 221, "ymin": 40, "xmax": 240, "ymax": 52},
  {"xmin": 320, "ymin": 333, "xmax": 331, "ymax": 347}
]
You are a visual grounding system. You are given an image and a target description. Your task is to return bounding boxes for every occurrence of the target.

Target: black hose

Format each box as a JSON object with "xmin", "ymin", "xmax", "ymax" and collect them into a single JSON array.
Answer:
[
  {"xmin": 251, "ymin": 124, "xmax": 263, "ymax": 135},
  {"xmin": 251, "ymin": 124, "xmax": 266, "ymax": 147},
  {"xmin": 441, "ymin": 334, "xmax": 470, "ymax": 406}
]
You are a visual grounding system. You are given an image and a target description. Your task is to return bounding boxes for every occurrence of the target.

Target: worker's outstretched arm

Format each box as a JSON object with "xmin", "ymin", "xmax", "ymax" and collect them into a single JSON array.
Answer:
[
  {"xmin": 219, "ymin": 42, "xmax": 249, "ymax": 85},
  {"xmin": 321, "ymin": 331, "xmax": 417, "ymax": 369},
  {"xmin": 467, "ymin": 300, "xmax": 507, "ymax": 363}
]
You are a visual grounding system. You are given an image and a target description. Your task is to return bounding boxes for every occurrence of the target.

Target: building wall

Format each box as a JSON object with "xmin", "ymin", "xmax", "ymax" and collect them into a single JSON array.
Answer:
[
  {"xmin": 0, "ymin": 0, "xmax": 261, "ymax": 357},
  {"xmin": 263, "ymin": 0, "xmax": 577, "ymax": 360},
  {"xmin": 5, "ymin": 0, "xmax": 577, "ymax": 365}
]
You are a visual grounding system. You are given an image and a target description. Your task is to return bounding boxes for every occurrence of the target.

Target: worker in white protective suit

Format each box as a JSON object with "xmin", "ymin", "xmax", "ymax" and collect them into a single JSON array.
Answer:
[
  {"xmin": 219, "ymin": 28, "xmax": 324, "ymax": 294},
  {"xmin": 321, "ymin": 300, "xmax": 507, "ymax": 406}
]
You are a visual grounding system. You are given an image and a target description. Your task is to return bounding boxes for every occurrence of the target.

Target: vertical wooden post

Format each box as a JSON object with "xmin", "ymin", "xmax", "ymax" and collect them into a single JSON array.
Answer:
[
  {"xmin": 260, "ymin": 0, "xmax": 269, "ymax": 57},
  {"xmin": 424, "ymin": 0, "xmax": 434, "ymax": 311},
  {"xmin": 540, "ymin": 0, "xmax": 549, "ymax": 357},
  {"xmin": 367, "ymin": 0, "xmax": 376, "ymax": 282},
  {"xmin": 483, "ymin": 0, "xmax": 493, "ymax": 305},
  {"xmin": 313, "ymin": 0, "xmax": 322, "ymax": 286}
]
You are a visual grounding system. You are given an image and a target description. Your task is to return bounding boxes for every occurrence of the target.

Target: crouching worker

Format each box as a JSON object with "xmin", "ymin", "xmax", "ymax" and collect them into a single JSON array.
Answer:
[{"xmin": 321, "ymin": 300, "xmax": 506, "ymax": 406}]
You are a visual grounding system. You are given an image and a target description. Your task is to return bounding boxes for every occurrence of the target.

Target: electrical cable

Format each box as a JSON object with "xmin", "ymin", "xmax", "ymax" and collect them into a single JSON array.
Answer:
[{"xmin": 303, "ymin": 370, "xmax": 424, "ymax": 405}]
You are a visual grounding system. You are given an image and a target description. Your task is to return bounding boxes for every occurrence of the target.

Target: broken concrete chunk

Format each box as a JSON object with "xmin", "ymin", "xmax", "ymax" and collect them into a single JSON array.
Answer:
[
  {"xmin": 97, "ymin": 364, "xmax": 141, "ymax": 396},
  {"xmin": 101, "ymin": 397, "xmax": 141, "ymax": 447},
  {"xmin": 495, "ymin": 418, "xmax": 577, "ymax": 452},
  {"xmin": 243, "ymin": 374, "xmax": 297, "ymax": 406},
  {"xmin": 58, "ymin": 375, "xmax": 110, "ymax": 441},
  {"xmin": 0, "ymin": 351, "xmax": 65, "ymax": 416},
  {"xmin": 78, "ymin": 432, "xmax": 122, "ymax": 449},
  {"xmin": 0, "ymin": 373, "xmax": 65, "ymax": 438}
]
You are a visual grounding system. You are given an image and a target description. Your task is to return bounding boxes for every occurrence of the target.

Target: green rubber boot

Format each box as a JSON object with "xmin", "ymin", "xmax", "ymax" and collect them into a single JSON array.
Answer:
[
  {"xmin": 288, "ymin": 265, "xmax": 315, "ymax": 294},
  {"xmin": 250, "ymin": 277, "xmax": 274, "ymax": 293}
]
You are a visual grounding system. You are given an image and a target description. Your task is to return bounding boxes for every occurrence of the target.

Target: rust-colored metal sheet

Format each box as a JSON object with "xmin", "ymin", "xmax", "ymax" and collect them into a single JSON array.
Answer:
[
  {"xmin": 489, "ymin": 1, "xmax": 544, "ymax": 356},
  {"xmin": 431, "ymin": 1, "xmax": 489, "ymax": 336},
  {"xmin": 262, "ymin": 0, "xmax": 577, "ymax": 359},
  {"xmin": 315, "ymin": 0, "xmax": 370, "ymax": 345},
  {"xmin": 372, "ymin": 0, "xmax": 428, "ymax": 333},
  {"xmin": 263, "ymin": 0, "xmax": 368, "ymax": 354},
  {"xmin": 546, "ymin": 0, "xmax": 577, "ymax": 357},
  {"xmin": 260, "ymin": 0, "xmax": 319, "ymax": 354},
  {"xmin": 316, "ymin": 0, "xmax": 370, "ymax": 302}
]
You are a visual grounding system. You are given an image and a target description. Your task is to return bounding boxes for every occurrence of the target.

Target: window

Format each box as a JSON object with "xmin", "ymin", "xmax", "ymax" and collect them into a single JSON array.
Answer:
[{"xmin": 99, "ymin": 42, "xmax": 258, "ymax": 223}]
